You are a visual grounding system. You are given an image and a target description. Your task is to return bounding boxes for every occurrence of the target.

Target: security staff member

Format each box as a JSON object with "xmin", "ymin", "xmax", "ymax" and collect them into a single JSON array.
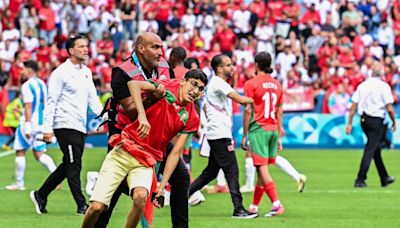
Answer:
[
  {"xmin": 346, "ymin": 61, "xmax": 396, "ymax": 188},
  {"xmin": 95, "ymin": 32, "xmax": 191, "ymax": 228}
]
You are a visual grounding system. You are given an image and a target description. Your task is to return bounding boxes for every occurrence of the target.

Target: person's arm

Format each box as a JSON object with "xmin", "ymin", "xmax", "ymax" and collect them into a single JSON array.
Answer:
[
  {"xmin": 227, "ymin": 91, "xmax": 253, "ymax": 105},
  {"xmin": 127, "ymin": 80, "xmax": 157, "ymax": 138},
  {"xmin": 387, "ymin": 103, "xmax": 396, "ymax": 132},
  {"xmin": 241, "ymin": 104, "xmax": 251, "ymax": 150},
  {"xmin": 24, "ymin": 102, "xmax": 32, "ymax": 138},
  {"xmin": 43, "ymin": 70, "xmax": 63, "ymax": 142},
  {"xmin": 345, "ymin": 102, "xmax": 358, "ymax": 134},
  {"xmin": 87, "ymin": 72, "xmax": 104, "ymax": 117},
  {"xmin": 276, "ymin": 105, "xmax": 283, "ymax": 151},
  {"xmin": 153, "ymin": 133, "xmax": 189, "ymax": 208}
]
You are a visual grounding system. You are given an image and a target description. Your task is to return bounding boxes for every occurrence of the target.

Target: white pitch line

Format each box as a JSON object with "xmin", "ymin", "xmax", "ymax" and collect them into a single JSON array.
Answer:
[{"xmin": 0, "ymin": 150, "xmax": 14, "ymax": 158}]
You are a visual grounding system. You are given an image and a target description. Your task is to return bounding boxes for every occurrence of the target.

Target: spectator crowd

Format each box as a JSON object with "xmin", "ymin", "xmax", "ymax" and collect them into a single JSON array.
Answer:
[{"xmin": 1, "ymin": 0, "xmax": 400, "ymax": 118}]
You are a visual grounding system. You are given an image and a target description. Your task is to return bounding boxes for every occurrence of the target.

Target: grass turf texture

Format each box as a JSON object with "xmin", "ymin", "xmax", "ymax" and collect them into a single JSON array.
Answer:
[{"xmin": 0, "ymin": 148, "xmax": 399, "ymax": 227}]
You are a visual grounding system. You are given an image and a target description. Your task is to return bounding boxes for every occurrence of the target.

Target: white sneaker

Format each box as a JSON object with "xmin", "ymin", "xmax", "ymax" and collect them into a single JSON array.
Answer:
[
  {"xmin": 164, "ymin": 190, "xmax": 171, "ymax": 206},
  {"xmin": 297, "ymin": 174, "xmax": 307, "ymax": 193},
  {"xmin": 86, "ymin": 171, "xmax": 99, "ymax": 196},
  {"xmin": 5, "ymin": 184, "xmax": 26, "ymax": 191},
  {"xmin": 240, "ymin": 185, "xmax": 255, "ymax": 193},
  {"xmin": 188, "ymin": 190, "xmax": 205, "ymax": 207}
]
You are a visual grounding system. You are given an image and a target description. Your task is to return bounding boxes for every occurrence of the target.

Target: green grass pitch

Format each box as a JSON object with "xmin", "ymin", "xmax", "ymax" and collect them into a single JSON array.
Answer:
[{"xmin": 0, "ymin": 148, "xmax": 399, "ymax": 227}]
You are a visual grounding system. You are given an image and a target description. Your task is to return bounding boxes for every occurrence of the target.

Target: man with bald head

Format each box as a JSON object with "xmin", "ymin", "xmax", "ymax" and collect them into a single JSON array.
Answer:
[{"xmin": 94, "ymin": 32, "xmax": 191, "ymax": 228}]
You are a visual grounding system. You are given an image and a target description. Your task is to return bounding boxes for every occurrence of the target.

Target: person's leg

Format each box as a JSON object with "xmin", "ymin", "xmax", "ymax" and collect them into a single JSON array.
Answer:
[
  {"xmin": 189, "ymin": 140, "xmax": 221, "ymax": 196},
  {"xmin": 243, "ymin": 149, "xmax": 256, "ymax": 190},
  {"xmin": 126, "ymin": 187, "xmax": 149, "ymax": 227},
  {"xmin": 214, "ymin": 138, "xmax": 243, "ymax": 212},
  {"xmin": 356, "ymin": 117, "xmax": 384, "ymax": 183},
  {"xmin": 14, "ymin": 150, "xmax": 26, "ymax": 189},
  {"xmin": 168, "ymin": 158, "xmax": 190, "ymax": 228},
  {"xmin": 32, "ymin": 137, "xmax": 57, "ymax": 173},
  {"xmin": 84, "ymin": 147, "xmax": 135, "ymax": 227},
  {"xmin": 55, "ymin": 129, "xmax": 87, "ymax": 209},
  {"xmin": 249, "ymin": 177, "xmax": 264, "ymax": 212},
  {"xmin": 275, "ymin": 155, "xmax": 307, "ymax": 192}
]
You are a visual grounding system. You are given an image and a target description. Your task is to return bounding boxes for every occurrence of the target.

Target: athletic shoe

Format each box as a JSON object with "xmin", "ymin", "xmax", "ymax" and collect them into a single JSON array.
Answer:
[
  {"xmin": 30, "ymin": 190, "xmax": 48, "ymax": 214},
  {"xmin": 188, "ymin": 190, "xmax": 205, "ymax": 207},
  {"xmin": 232, "ymin": 209, "xmax": 258, "ymax": 219},
  {"xmin": 77, "ymin": 204, "xmax": 88, "ymax": 215},
  {"xmin": 381, "ymin": 176, "xmax": 395, "ymax": 187},
  {"xmin": 164, "ymin": 190, "xmax": 171, "ymax": 206},
  {"xmin": 207, "ymin": 185, "xmax": 229, "ymax": 194},
  {"xmin": 248, "ymin": 204, "xmax": 258, "ymax": 213},
  {"xmin": 265, "ymin": 204, "xmax": 284, "ymax": 218},
  {"xmin": 240, "ymin": 185, "xmax": 255, "ymax": 193},
  {"xmin": 354, "ymin": 180, "xmax": 367, "ymax": 188},
  {"xmin": 297, "ymin": 174, "xmax": 307, "ymax": 192},
  {"xmin": 5, "ymin": 184, "xmax": 26, "ymax": 191}
]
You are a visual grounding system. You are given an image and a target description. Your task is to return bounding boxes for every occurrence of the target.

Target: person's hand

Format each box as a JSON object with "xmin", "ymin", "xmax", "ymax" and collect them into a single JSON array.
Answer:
[
  {"xmin": 345, "ymin": 124, "xmax": 352, "ymax": 135},
  {"xmin": 278, "ymin": 138, "xmax": 283, "ymax": 151},
  {"xmin": 24, "ymin": 122, "xmax": 32, "ymax": 139},
  {"xmin": 391, "ymin": 123, "xmax": 396, "ymax": 132},
  {"xmin": 152, "ymin": 187, "xmax": 164, "ymax": 208},
  {"xmin": 44, "ymin": 132, "xmax": 55, "ymax": 143},
  {"xmin": 153, "ymin": 84, "xmax": 166, "ymax": 99},
  {"xmin": 241, "ymin": 136, "xmax": 248, "ymax": 150},
  {"xmin": 137, "ymin": 113, "xmax": 150, "ymax": 138}
]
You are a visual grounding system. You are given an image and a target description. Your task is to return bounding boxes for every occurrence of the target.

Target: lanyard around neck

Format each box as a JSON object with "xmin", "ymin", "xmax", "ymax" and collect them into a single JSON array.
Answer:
[{"xmin": 131, "ymin": 52, "xmax": 157, "ymax": 80}]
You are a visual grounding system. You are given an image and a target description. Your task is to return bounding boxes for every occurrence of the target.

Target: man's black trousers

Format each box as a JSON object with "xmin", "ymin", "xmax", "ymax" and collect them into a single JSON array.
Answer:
[
  {"xmin": 38, "ymin": 128, "xmax": 87, "ymax": 208},
  {"xmin": 189, "ymin": 138, "xmax": 244, "ymax": 212},
  {"xmin": 357, "ymin": 114, "xmax": 389, "ymax": 183}
]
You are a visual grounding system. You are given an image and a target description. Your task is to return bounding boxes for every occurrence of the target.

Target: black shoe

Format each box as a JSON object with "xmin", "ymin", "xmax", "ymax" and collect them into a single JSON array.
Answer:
[
  {"xmin": 77, "ymin": 204, "xmax": 88, "ymax": 215},
  {"xmin": 30, "ymin": 190, "xmax": 48, "ymax": 214},
  {"xmin": 354, "ymin": 180, "xmax": 367, "ymax": 188},
  {"xmin": 382, "ymin": 176, "xmax": 395, "ymax": 187},
  {"xmin": 232, "ymin": 209, "xmax": 258, "ymax": 219}
]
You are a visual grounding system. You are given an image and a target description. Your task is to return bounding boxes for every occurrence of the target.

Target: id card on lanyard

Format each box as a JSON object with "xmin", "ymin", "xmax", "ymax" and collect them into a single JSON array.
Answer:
[{"xmin": 131, "ymin": 52, "xmax": 158, "ymax": 80}]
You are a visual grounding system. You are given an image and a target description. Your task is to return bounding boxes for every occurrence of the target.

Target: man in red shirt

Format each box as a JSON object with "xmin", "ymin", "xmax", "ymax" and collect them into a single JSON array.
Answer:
[
  {"xmin": 82, "ymin": 69, "xmax": 208, "ymax": 228},
  {"xmin": 242, "ymin": 52, "xmax": 285, "ymax": 218},
  {"xmin": 38, "ymin": 0, "xmax": 56, "ymax": 45}
]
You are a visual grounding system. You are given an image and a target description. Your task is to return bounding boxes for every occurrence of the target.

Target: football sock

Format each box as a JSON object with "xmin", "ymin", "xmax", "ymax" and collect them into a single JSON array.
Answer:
[
  {"xmin": 264, "ymin": 181, "xmax": 279, "ymax": 203},
  {"xmin": 276, "ymin": 155, "xmax": 300, "ymax": 181},
  {"xmin": 245, "ymin": 157, "xmax": 255, "ymax": 187},
  {"xmin": 252, "ymin": 185, "xmax": 264, "ymax": 206},
  {"xmin": 15, "ymin": 156, "xmax": 26, "ymax": 187},
  {"xmin": 39, "ymin": 154, "xmax": 57, "ymax": 173},
  {"xmin": 216, "ymin": 169, "xmax": 226, "ymax": 186}
]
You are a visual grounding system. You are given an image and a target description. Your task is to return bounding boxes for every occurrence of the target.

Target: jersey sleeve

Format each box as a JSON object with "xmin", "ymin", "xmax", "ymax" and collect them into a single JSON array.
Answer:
[
  {"xmin": 218, "ymin": 78, "xmax": 235, "ymax": 96},
  {"xmin": 277, "ymin": 83, "xmax": 284, "ymax": 107},
  {"xmin": 111, "ymin": 67, "xmax": 131, "ymax": 101},
  {"xmin": 351, "ymin": 87, "xmax": 360, "ymax": 104},
  {"xmin": 21, "ymin": 83, "xmax": 33, "ymax": 104}
]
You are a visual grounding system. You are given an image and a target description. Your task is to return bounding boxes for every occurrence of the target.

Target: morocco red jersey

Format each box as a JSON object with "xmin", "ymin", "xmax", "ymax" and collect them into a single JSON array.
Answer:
[
  {"xmin": 244, "ymin": 73, "xmax": 283, "ymax": 132},
  {"xmin": 119, "ymin": 79, "xmax": 200, "ymax": 161}
]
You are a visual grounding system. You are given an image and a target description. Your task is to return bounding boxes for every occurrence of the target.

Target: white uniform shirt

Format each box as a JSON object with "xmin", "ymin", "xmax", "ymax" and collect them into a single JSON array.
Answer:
[
  {"xmin": 43, "ymin": 59, "xmax": 103, "ymax": 134},
  {"xmin": 351, "ymin": 77, "xmax": 394, "ymax": 118},
  {"xmin": 205, "ymin": 76, "xmax": 234, "ymax": 140},
  {"xmin": 21, "ymin": 77, "xmax": 47, "ymax": 132}
]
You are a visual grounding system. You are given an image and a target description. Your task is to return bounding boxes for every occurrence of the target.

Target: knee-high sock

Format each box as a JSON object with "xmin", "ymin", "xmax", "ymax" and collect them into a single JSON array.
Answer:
[
  {"xmin": 245, "ymin": 158, "xmax": 255, "ymax": 187},
  {"xmin": 276, "ymin": 156, "xmax": 300, "ymax": 181},
  {"xmin": 39, "ymin": 154, "xmax": 57, "ymax": 173},
  {"xmin": 264, "ymin": 182, "xmax": 279, "ymax": 203},
  {"xmin": 216, "ymin": 169, "xmax": 226, "ymax": 186},
  {"xmin": 252, "ymin": 185, "xmax": 264, "ymax": 206},
  {"xmin": 15, "ymin": 156, "xmax": 26, "ymax": 187}
]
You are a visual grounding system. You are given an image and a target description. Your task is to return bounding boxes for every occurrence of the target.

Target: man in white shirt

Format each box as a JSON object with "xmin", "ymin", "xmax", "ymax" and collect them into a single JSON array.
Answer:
[
  {"xmin": 5, "ymin": 60, "xmax": 56, "ymax": 191},
  {"xmin": 30, "ymin": 35, "xmax": 103, "ymax": 215},
  {"xmin": 189, "ymin": 54, "xmax": 257, "ymax": 219},
  {"xmin": 346, "ymin": 61, "xmax": 396, "ymax": 188}
]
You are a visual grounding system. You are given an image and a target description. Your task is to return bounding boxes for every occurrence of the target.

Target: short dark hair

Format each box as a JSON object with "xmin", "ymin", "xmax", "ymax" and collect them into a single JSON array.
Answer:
[
  {"xmin": 184, "ymin": 57, "xmax": 200, "ymax": 69},
  {"xmin": 65, "ymin": 35, "xmax": 86, "ymax": 55},
  {"xmin": 23, "ymin": 60, "xmax": 39, "ymax": 72},
  {"xmin": 170, "ymin": 47, "xmax": 186, "ymax": 62},
  {"xmin": 210, "ymin": 54, "xmax": 227, "ymax": 73},
  {"xmin": 184, "ymin": 69, "xmax": 208, "ymax": 86},
  {"xmin": 254, "ymin": 52, "xmax": 273, "ymax": 74}
]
